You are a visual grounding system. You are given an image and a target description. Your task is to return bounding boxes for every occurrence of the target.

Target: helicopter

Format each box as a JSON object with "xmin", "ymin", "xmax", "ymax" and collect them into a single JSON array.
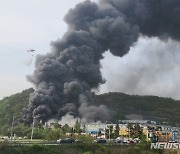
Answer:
[{"xmin": 27, "ymin": 49, "xmax": 35, "ymax": 52}]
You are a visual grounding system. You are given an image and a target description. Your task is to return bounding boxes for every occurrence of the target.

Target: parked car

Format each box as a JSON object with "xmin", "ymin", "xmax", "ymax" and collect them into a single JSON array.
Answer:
[
  {"xmin": 18, "ymin": 137, "xmax": 23, "ymax": 140},
  {"xmin": 94, "ymin": 138, "xmax": 106, "ymax": 143},
  {"xmin": 116, "ymin": 137, "xmax": 124, "ymax": 143},
  {"xmin": 133, "ymin": 138, "xmax": 140, "ymax": 143},
  {"xmin": 57, "ymin": 138, "xmax": 74, "ymax": 144},
  {"xmin": 75, "ymin": 139, "xmax": 84, "ymax": 143},
  {"xmin": 23, "ymin": 136, "xmax": 28, "ymax": 139},
  {"xmin": 128, "ymin": 140, "xmax": 135, "ymax": 144},
  {"xmin": 116, "ymin": 139, "xmax": 123, "ymax": 143},
  {"xmin": 169, "ymin": 140, "xmax": 177, "ymax": 143},
  {"xmin": 1, "ymin": 136, "xmax": 9, "ymax": 139}
]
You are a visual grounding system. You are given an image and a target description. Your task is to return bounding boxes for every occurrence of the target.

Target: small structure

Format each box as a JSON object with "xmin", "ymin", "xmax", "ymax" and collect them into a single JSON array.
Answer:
[{"xmin": 85, "ymin": 123, "xmax": 106, "ymax": 138}]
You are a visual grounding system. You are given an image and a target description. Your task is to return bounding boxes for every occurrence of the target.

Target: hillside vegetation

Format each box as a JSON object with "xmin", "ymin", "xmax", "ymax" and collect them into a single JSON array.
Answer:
[
  {"xmin": 0, "ymin": 88, "xmax": 34, "ymax": 126},
  {"xmin": 0, "ymin": 89, "xmax": 179, "ymax": 127},
  {"xmin": 94, "ymin": 92, "xmax": 180, "ymax": 126}
]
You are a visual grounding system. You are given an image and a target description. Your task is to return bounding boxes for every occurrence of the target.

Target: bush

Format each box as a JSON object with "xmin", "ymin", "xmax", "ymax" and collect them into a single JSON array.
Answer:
[
  {"xmin": 0, "ymin": 140, "xmax": 9, "ymax": 150},
  {"xmin": 133, "ymin": 146, "xmax": 141, "ymax": 154}
]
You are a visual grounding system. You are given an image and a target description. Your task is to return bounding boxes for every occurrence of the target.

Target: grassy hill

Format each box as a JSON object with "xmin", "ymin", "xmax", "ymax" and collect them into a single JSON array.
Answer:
[
  {"xmin": 0, "ymin": 88, "xmax": 34, "ymax": 126},
  {"xmin": 0, "ymin": 89, "xmax": 179, "ymax": 127},
  {"xmin": 94, "ymin": 92, "xmax": 180, "ymax": 127}
]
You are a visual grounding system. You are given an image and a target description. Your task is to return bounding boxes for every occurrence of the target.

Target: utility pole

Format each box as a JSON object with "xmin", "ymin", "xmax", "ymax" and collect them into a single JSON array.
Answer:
[
  {"xmin": 31, "ymin": 117, "xmax": 35, "ymax": 142},
  {"xmin": 10, "ymin": 116, "xmax": 14, "ymax": 141}
]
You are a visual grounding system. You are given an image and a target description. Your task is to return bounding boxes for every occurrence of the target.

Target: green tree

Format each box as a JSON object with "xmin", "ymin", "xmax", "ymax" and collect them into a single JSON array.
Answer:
[
  {"xmin": 13, "ymin": 124, "xmax": 31, "ymax": 137},
  {"xmin": 127, "ymin": 123, "xmax": 133, "ymax": 138},
  {"xmin": 133, "ymin": 123, "xmax": 142, "ymax": 138},
  {"xmin": 74, "ymin": 119, "xmax": 81, "ymax": 133},
  {"xmin": 0, "ymin": 125, "xmax": 10, "ymax": 136},
  {"xmin": 62, "ymin": 124, "xmax": 71, "ymax": 133},
  {"xmin": 44, "ymin": 128, "xmax": 62, "ymax": 141},
  {"xmin": 29, "ymin": 128, "xmax": 44, "ymax": 139},
  {"xmin": 114, "ymin": 124, "xmax": 120, "ymax": 138},
  {"xmin": 105, "ymin": 125, "xmax": 113, "ymax": 139}
]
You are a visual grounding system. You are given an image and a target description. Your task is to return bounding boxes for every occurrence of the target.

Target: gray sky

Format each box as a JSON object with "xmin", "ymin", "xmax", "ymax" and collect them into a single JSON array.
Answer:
[
  {"xmin": 1, "ymin": 0, "xmax": 180, "ymax": 100},
  {"xmin": 100, "ymin": 37, "xmax": 180, "ymax": 100},
  {"xmin": 0, "ymin": 0, "xmax": 96, "ymax": 99}
]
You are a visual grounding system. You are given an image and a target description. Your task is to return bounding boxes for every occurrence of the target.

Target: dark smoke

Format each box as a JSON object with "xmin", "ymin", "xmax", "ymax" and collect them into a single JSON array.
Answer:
[{"xmin": 19, "ymin": 0, "xmax": 180, "ymax": 124}]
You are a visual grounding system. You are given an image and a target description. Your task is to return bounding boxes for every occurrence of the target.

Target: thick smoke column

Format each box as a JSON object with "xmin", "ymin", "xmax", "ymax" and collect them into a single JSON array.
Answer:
[{"xmin": 20, "ymin": 0, "xmax": 180, "ymax": 124}]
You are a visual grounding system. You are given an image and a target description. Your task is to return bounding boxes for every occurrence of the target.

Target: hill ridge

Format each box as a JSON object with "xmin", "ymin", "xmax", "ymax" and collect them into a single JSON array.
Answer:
[{"xmin": 0, "ymin": 88, "xmax": 179, "ymax": 127}]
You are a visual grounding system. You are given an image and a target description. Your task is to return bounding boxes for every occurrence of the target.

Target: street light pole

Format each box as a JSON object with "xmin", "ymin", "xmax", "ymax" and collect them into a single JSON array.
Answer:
[
  {"xmin": 109, "ymin": 125, "xmax": 111, "ymax": 140},
  {"xmin": 10, "ymin": 116, "xmax": 14, "ymax": 141}
]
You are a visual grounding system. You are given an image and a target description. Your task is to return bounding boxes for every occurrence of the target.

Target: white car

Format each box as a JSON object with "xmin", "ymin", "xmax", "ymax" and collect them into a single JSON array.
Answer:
[{"xmin": 57, "ymin": 139, "xmax": 62, "ymax": 143}]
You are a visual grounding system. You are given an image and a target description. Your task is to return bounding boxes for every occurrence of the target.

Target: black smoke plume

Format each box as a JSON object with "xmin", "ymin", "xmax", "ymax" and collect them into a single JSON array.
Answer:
[{"xmin": 19, "ymin": 0, "xmax": 180, "ymax": 124}]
